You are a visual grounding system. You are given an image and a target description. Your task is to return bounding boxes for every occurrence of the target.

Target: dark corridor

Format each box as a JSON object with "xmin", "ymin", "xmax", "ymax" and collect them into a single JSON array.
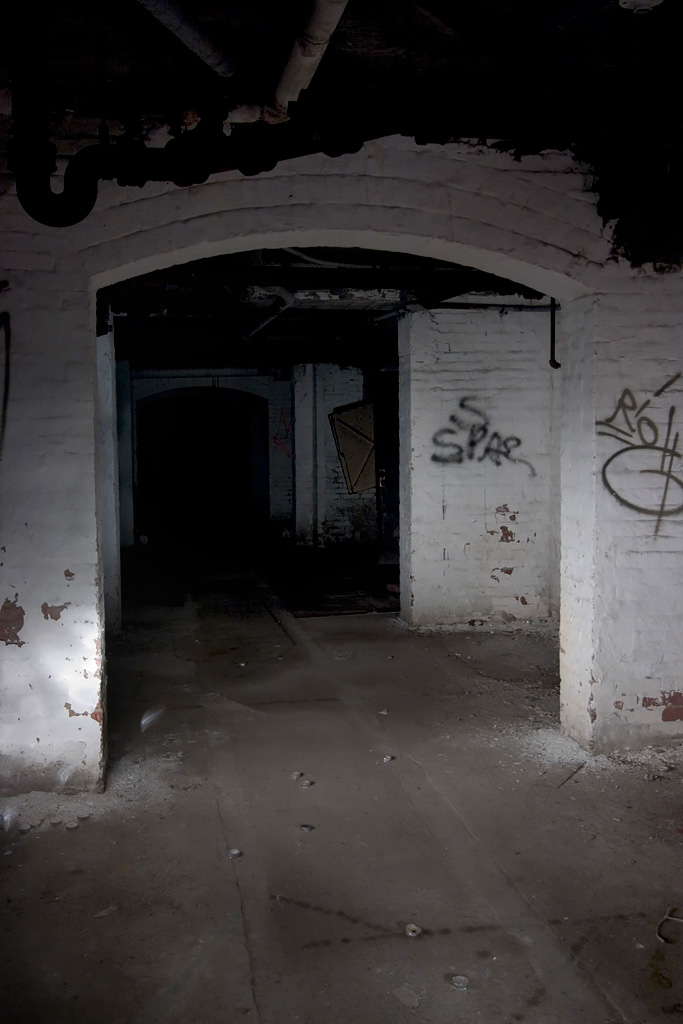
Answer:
[
  {"xmin": 106, "ymin": 246, "xmax": 536, "ymax": 616},
  {"xmin": 135, "ymin": 387, "xmax": 269, "ymax": 563}
]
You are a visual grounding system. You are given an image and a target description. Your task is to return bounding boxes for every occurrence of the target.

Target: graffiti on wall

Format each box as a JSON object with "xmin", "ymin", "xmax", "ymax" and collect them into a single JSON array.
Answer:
[
  {"xmin": 431, "ymin": 397, "xmax": 536, "ymax": 478},
  {"xmin": 273, "ymin": 407, "xmax": 292, "ymax": 459},
  {"xmin": 597, "ymin": 373, "xmax": 683, "ymax": 536}
]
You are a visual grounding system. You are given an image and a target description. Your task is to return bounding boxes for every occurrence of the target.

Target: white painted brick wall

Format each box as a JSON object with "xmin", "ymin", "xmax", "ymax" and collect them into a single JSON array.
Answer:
[
  {"xmin": 561, "ymin": 293, "xmax": 683, "ymax": 752},
  {"xmin": 559, "ymin": 296, "xmax": 597, "ymax": 749},
  {"xmin": 401, "ymin": 306, "xmax": 558, "ymax": 626},
  {"xmin": 4, "ymin": 134, "xmax": 683, "ymax": 791},
  {"xmin": 316, "ymin": 364, "xmax": 376, "ymax": 546},
  {"xmin": 293, "ymin": 363, "xmax": 376, "ymax": 546}
]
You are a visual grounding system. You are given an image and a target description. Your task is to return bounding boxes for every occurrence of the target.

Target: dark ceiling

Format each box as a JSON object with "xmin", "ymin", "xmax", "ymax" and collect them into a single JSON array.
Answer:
[
  {"xmin": 105, "ymin": 246, "xmax": 546, "ymax": 370},
  {"xmin": 4, "ymin": 1, "xmax": 683, "ymax": 265}
]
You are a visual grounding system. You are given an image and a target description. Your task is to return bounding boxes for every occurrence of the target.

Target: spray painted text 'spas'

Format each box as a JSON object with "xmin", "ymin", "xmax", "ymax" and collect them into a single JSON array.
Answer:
[{"xmin": 431, "ymin": 397, "xmax": 536, "ymax": 478}]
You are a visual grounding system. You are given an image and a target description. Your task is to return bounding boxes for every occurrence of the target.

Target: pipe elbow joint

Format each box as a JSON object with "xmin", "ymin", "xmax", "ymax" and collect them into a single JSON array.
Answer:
[{"xmin": 11, "ymin": 142, "xmax": 105, "ymax": 228}]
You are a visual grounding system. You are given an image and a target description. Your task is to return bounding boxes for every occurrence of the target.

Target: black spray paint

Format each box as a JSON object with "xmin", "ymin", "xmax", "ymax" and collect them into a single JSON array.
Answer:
[
  {"xmin": 597, "ymin": 372, "xmax": 683, "ymax": 536},
  {"xmin": 431, "ymin": 397, "xmax": 536, "ymax": 478}
]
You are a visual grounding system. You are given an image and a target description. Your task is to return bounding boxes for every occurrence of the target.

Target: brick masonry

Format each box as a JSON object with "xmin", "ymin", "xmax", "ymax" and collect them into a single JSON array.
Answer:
[
  {"xmin": 400, "ymin": 305, "xmax": 559, "ymax": 628},
  {"xmin": 2, "ymin": 135, "xmax": 683, "ymax": 790}
]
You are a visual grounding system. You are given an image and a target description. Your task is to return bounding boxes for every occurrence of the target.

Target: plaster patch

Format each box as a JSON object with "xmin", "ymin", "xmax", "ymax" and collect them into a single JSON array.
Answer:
[
  {"xmin": 642, "ymin": 691, "xmax": 683, "ymax": 722},
  {"xmin": 0, "ymin": 596, "xmax": 26, "ymax": 646},
  {"xmin": 41, "ymin": 602, "xmax": 70, "ymax": 621},
  {"xmin": 64, "ymin": 702, "xmax": 88, "ymax": 718}
]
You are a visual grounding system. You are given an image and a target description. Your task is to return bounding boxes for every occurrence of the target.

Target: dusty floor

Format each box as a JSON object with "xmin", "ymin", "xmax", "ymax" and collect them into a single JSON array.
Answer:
[{"xmin": 2, "ymin": 572, "xmax": 683, "ymax": 1024}]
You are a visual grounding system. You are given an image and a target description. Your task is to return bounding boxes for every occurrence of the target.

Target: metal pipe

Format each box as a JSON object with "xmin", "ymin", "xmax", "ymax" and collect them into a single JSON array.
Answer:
[
  {"xmin": 135, "ymin": 0, "xmax": 235, "ymax": 78},
  {"xmin": 274, "ymin": 0, "xmax": 350, "ymax": 116},
  {"xmin": 433, "ymin": 302, "xmax": 552, "ymax": 311},
  {"xmin": 242, "ymin": 288, "xmax": 294, "ymax": 340},
  {"xmin": 549, "ymin": 297, "xmax": 561, "ymax": 368},
  {"xmin": 228, "ymin": 0, "xmax": 350, "ymax": 123},
  {"xmin": 10, "ymin": 116, "xmax": 369, "ymax": 226},
  {"xmin": 12, "ymin": 140, "xmax": 107, "ymax": 227}
]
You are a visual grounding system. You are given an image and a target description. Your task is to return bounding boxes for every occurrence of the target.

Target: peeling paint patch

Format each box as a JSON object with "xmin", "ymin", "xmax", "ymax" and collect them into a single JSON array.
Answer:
[
  {"xmin": 642, "ymin": 691, "xmax": 683, "ymax": 722},
  {"xmin": 614, "ymin": 700, "xmax": 624, "ymax": 710},
  {"xmin": 499, "ymin": 526, "xmax": 515, "ymax": 543},
  {"xmin": 0, "ymin": 595, "xmax": 26, "ymax": 646},
  {"xmin": 41, "ymin": 602, "xmax": 70, "ymax": 621},
  {"xmin": 64, "ymin": 699, "xmax": 103, "ymax": 723},
  {"xmin": 64, "ymin": 702, "xmax": 88, "ymax": 718},
  {"xmin": 519, "ymin": 596, "xmax": 528, "ymax": 605},
  {"xmin": 495, "ymin": 505, "xmax": 518, "ymax": 525},
  {"xmin": 64, "ymin": 569, "xmax": 75, "ymax": 580}
]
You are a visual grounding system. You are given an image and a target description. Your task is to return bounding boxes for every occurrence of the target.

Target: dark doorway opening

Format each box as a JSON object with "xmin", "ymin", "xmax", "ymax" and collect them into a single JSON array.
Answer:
[
  {"xmin": 103, "ymin": 246, "xmax": 541, "ymax": 618},
  {"xmin": 126, "ymin": 386, "xmax": 269, "ymax": 601},
  {"xmin": 136, "ymin": 387, "xmax": 269, "ymax": 558}
]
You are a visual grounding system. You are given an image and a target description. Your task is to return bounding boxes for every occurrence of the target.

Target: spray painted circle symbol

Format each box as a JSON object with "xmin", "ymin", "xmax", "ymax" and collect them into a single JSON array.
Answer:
[{"xmin": 602, "ymin": 444, "xmax": 683, "ymax": 519}]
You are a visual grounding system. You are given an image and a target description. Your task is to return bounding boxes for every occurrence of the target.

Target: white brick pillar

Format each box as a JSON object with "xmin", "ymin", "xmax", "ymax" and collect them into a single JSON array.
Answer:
[
  {"xmin": 0, "ymin": 256, "xmax": 105, "ymax": 793},
  {"xmin": 560, "ymin": 290, "xmax": 683, "ymax": 752},
  {"xmin": 399, "ymin": 307, "xmax": 558, "ymax": 628}
]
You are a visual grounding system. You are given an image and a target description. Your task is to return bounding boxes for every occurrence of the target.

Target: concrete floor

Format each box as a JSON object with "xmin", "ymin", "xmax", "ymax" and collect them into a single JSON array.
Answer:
[{"xmin": 2, "ymin": 573, "xmax": 683, "ymax": 1023}]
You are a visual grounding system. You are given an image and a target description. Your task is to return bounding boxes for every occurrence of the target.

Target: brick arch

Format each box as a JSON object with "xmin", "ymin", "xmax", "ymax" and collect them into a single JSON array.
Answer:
[
  {"xmin": 2, "ymin": 134, "xmax": 663, "ymax": 795},
  {"xmin": 68, "ymin": 138, "xmax": 615, "ymax": 301}
]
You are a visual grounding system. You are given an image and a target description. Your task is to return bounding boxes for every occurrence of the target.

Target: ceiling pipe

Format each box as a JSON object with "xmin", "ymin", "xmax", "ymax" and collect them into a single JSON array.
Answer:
[
  {"xmin": 618, "ymin": 0, "xmax": 664, "ymax": 10},
  {"xmin": 9, "ymin": 1, "xmax": 356, "ymax": 225},
  {"xmin": 242, "ymin": 288, "xmax": 294, "ymax": 340},
  {"xmin": 134, "ymin": 0, "xmax": 235, "ymax": 77},
  {"xmin": 10, "ymin": 115, "xmax": 369, "ymax": 227},
  {"xmin": 229, "ymin": 0, "xmax": 350, "ymax": 124},
  {"xmin": 275, "ymin": 0, "xmax": 349, "ymax": 116},
  {"xmin": 11, "ymin": 139, "xmax": 107, "ymax": 227}
]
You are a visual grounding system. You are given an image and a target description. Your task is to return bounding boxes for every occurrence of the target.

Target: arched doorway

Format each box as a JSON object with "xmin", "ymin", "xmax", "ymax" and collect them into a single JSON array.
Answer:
[
  {"xmin": 6, "ymin": 135, "xmax": 668, "ymax": 798},
  {"xmin": 135, "ymin": 387, "xmax": 269, "ymax": 567}
]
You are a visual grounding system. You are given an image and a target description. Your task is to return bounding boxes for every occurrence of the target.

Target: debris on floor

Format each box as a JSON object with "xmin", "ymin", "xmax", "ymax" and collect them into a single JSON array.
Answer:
[
  {"xmin": 449, "ymin": 974, "xmax": 470, "ymax": 990},
  {"xmin": 2, "ymin": 578, "xmax": 683, "ymax": 1023},
  {"xmin": 392, "ymin": 985, "xmax": 421, "ymax": 1007}
]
